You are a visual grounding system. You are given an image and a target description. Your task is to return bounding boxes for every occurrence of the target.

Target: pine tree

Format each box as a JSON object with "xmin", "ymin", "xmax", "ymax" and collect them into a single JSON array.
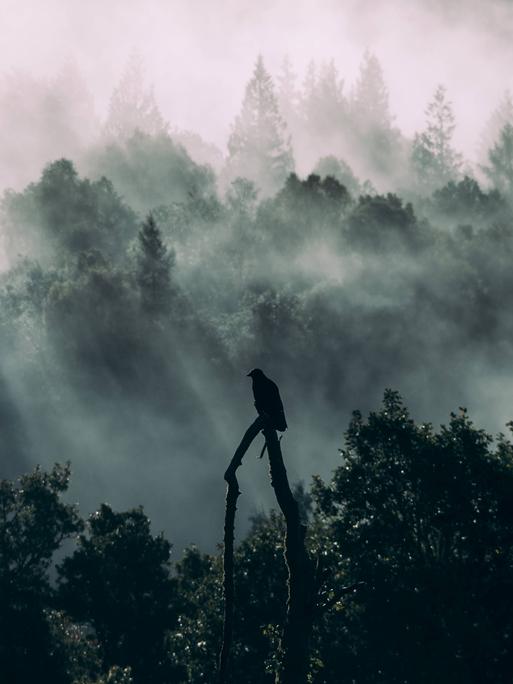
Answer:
[
  {"xmin": 350, "ymin": 51, "xmax": 399, "ymax": 179},
  {"xmin": 136, "ymin": 214, "xmax": 174, "ymax": 314},
  {"xmin": 482, "ymin": 123, "xmax": 513, "ymax": 197},
  {"xmin": 296, "ymin": 59, "xmax": 348, "ymax": 170},
  {"xmin": 225, "ymin": 56, "xmax": 294, "ymax": 195},
  {"xmin": 479, "ymin": 91, "xmax": 513, "ymax": 164},
  {"xmin": 276, "ymin": 55, "xmax": 300, "ymax": 133},
  {"xmin": 300, "ymin": 60, "xmax": 318, "ymax": 130},
  {"xmin": 351, "ymin": 51, "xmax": 392, "ymax": 132},
  {"xmin": 105, "ymin": 52, "xmax": 167, "ymax": 140},
  {"xmin": 296, "ymin": 59, "xmax": 320, "ymax": 168},
  {"xmin": 411, "ymin": 85, "xmax": 462, "ymax": 191},
  {"xmin": 313, "ymin": 61, "xmax": 346, "ymax": 136}
]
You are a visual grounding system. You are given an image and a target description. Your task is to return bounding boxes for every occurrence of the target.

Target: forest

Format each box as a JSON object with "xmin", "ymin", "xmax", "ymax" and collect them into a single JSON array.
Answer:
[{"xmin": 2, "ymin": 49, "xmax": 513, "ymax": 683}]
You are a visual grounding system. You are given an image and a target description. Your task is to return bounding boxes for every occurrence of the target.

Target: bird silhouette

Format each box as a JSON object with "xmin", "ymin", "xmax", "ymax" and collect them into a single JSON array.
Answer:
[{"xmin": 247, "ymin": 368, "xmax": 287, "ymax": 431}]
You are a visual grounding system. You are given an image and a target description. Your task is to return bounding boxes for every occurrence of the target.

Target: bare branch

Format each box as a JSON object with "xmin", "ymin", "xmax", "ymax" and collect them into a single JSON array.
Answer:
[{"xmin": 218, "ymin": 416, "xmax": 263, "ymax": 684}]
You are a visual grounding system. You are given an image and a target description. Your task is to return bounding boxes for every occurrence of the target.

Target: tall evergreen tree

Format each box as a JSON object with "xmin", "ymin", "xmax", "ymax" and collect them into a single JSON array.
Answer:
[
  {"xmin": 225, "ymin": 56, "xmax": 294, "ymax": 195},
  {"xmin": 276, "ymin": 55, "xmax": 300, "ymax": 134},
  {"xmin": 300, "ymin": 59, "xmax": 317, "ymax": 127},
  {"xmin": 300, "ymin": 60, "xmax": 345, "ymax": 129},
  {"xmin": 296, "ymin": 59, "xmax": 348, "ymax": 170},
  {"xmin": 104, "ymin": 52, "xmax": 167, "ymax": 140},
  {"xmin": 295, "ymin": 59, "xmax": 319, "ymax": 168},
  {"xmin": 351, "ymin": 51, "xmax": 392, "ymax": 132},
  {"xmin": 482, "ymin": 123, "xmax": 513, "ymax": 197},
  {"xmin": 136, "ymin": 214, "xmax": 174, "ymax": 314},
  {"xmin": 313, "ymin": 61, "xmax": 346, "ymax": 137},
  {"xmin": 411, "ymin": 84, "xmax": 462, "ymax": 191},
  {"xmin": 350, "ymin": 51, "xmax": 400, "ymax": 179},
  {"xmin": 480, "ymin": 91, "xmax": 513, "ymax": 163}
]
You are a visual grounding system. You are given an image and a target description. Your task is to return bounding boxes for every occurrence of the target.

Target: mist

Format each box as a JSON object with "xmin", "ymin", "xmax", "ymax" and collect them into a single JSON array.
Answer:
[
  {"xmin": 3, "ymin": 0, "xmax": 513, "ymax": 554},
  {"xmin": 2, "ymin": 0, "xmax": 513, "ymax": 163}
]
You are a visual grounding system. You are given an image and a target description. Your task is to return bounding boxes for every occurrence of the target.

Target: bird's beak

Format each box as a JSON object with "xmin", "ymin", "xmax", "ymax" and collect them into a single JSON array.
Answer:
[{"xmin": 246, "ymin": 372, "xmax": 252, "ymax": 377}]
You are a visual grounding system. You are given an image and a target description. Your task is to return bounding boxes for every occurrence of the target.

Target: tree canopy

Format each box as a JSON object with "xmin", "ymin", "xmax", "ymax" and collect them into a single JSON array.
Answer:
[
  {"xmin": 2, "ymin": 391, "xmax": 513, "ymax": 683},
  {"xmin": 225, "ymin": 56, "xmax": 294, "ymax": 195}
]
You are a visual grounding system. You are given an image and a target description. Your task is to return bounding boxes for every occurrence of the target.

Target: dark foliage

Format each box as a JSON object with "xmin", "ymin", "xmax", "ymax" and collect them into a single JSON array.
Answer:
[
  {"xmin": 312, "ymin": 391, "xmax": 513, "ymax": 683},
  {"xmin": 1, "ymin": 159, "xmax": 138, "ymax": 264},
  {"xmin": 346, "ymin": 193, "xmax": 424, "ymax": 251},
  {"xmin": 58, "ymin": 504, "xmax": 184, "ymax": 683},
  {"xmin": 0, "ymin": 464, "xmax": 84, "ymax": 684},
  {"xmin": 2, "ymin": 394, "xmax": 513, "ymax": 682}
]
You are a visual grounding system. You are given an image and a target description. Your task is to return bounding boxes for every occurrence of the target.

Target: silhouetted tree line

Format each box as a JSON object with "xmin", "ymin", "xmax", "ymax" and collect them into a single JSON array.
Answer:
[{"xmin": 1, "ymin": 392, "xmax": 512, "ymax": 683}]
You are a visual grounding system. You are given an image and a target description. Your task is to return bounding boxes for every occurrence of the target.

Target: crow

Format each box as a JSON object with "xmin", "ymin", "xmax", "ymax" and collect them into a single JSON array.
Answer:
[{"xmin": 247, "ymin": 368, "xmax": 287, "ymax": 432}]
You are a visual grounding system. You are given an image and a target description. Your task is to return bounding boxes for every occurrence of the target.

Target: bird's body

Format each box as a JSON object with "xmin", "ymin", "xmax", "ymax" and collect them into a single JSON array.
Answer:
[{"xmin": 247, "ymin": 369, "xmax": 287, "ymax": 431}]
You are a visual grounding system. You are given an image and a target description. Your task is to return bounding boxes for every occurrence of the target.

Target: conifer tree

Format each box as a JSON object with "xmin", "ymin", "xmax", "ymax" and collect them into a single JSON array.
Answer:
[
  {"xmin": 312, "ymin": 61, "xmax": 346, "ymax": 136},
  {"xmin": 350, "ymin": 51, "xmax": 400, "ymax": 178},
  {"xmin": 411, "ymin": 84, "xmax": 462, "ymax": 190},
  {"xmin": 276, "ymin": 55, "xmax": 300, "ymax": 133},
  {"xmin": 351, "ymin": 51, "xmax": 392, "ymax": 132},
  {"xmin": 482, "ymin": 122, "xmax": 513, "ymax": 197},
  {"xmin": 225, "ymin": 56, "xmax": 294, "ymax": 195},
  {"xmin": 479, "ymin": 91, "xmax": 513, "ymax": 164},
  {"xmin": 296, "ymin": 59, "xmax": 320, "ymax": 166},
  {"xmin": 296, "ymin": 59, "xmax": 348, "ymax": 169},
  {"xmin": 136, "ymin": 214, "xmax": 174, "ymax": 314},
  {"xmin": 300, "ymin": 60, "xmax": 317, "ymax": 128},
  {"xmin": 105, "ymin": 52, "xmax": 167, "ymax": 140}
]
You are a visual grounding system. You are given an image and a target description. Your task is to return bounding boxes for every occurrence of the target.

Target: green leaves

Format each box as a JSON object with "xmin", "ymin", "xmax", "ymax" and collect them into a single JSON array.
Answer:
[
  {"xmin": 412, "ymin": 85, "xmax": 463, "ymax": 191},
  {"xmin": 58, "ymin": 503, "xmax": 181, "ymax": 683},
  {"xmin": 135, "ymin": 214, "xmax": 175, "ymax": 315},
  {"xmin": 0, "ymin": 463, "xmax": 83, "ymax": 684},
  {"xmin": 312, "ymin": 392, "xmax": 513, "ymax": 682},
  {"xmin": 0, "ymin": 462, "xmax": 82, "ymax": 583},
  {"xmin": 483, "ymin": 123, "xmax": 513, "ymax": 197}
]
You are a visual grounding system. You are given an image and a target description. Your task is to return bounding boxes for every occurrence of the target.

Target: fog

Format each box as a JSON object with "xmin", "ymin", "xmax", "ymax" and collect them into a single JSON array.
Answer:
[
  {"xmin": 2, "ymin": 0, "xmax": 513, "ymax": 552},
  {"xmin": 2, "ymin": 0, "xmax": 513, "ymax": 158}
]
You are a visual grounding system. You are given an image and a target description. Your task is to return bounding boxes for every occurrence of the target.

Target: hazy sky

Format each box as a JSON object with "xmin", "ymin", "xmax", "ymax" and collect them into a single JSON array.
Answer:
[{"xmin": 1, "ymin": 0, "xmax": 513, "ymax": 157}]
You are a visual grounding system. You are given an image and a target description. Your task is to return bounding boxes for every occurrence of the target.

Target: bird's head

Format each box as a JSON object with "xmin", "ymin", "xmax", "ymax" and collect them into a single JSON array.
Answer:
[{"xmin": 247, "ymin": 368, "xmax": 264, "ymax": 378}]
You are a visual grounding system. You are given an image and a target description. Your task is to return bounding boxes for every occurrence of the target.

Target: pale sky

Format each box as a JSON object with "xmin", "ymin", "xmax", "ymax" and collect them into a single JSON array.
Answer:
[{"xmin": 1, "ymin": 0, "xmax": 513, "ymax": 158}]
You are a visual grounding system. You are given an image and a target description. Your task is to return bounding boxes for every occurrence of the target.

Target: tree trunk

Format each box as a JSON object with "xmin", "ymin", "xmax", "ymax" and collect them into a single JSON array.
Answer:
[
  {"xmin": 218, "ymin": 417, "xmax": 263, "ymax": 684},
  {"xmin": 263, "ymin": 425, "xmax": 315, "ymax": 684}
]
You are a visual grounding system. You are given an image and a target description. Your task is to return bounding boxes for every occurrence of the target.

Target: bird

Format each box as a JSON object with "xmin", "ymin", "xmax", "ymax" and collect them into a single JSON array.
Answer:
[{"xmin": 247, "ymin": 368, "xmax": 287, "ymax": 432}]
